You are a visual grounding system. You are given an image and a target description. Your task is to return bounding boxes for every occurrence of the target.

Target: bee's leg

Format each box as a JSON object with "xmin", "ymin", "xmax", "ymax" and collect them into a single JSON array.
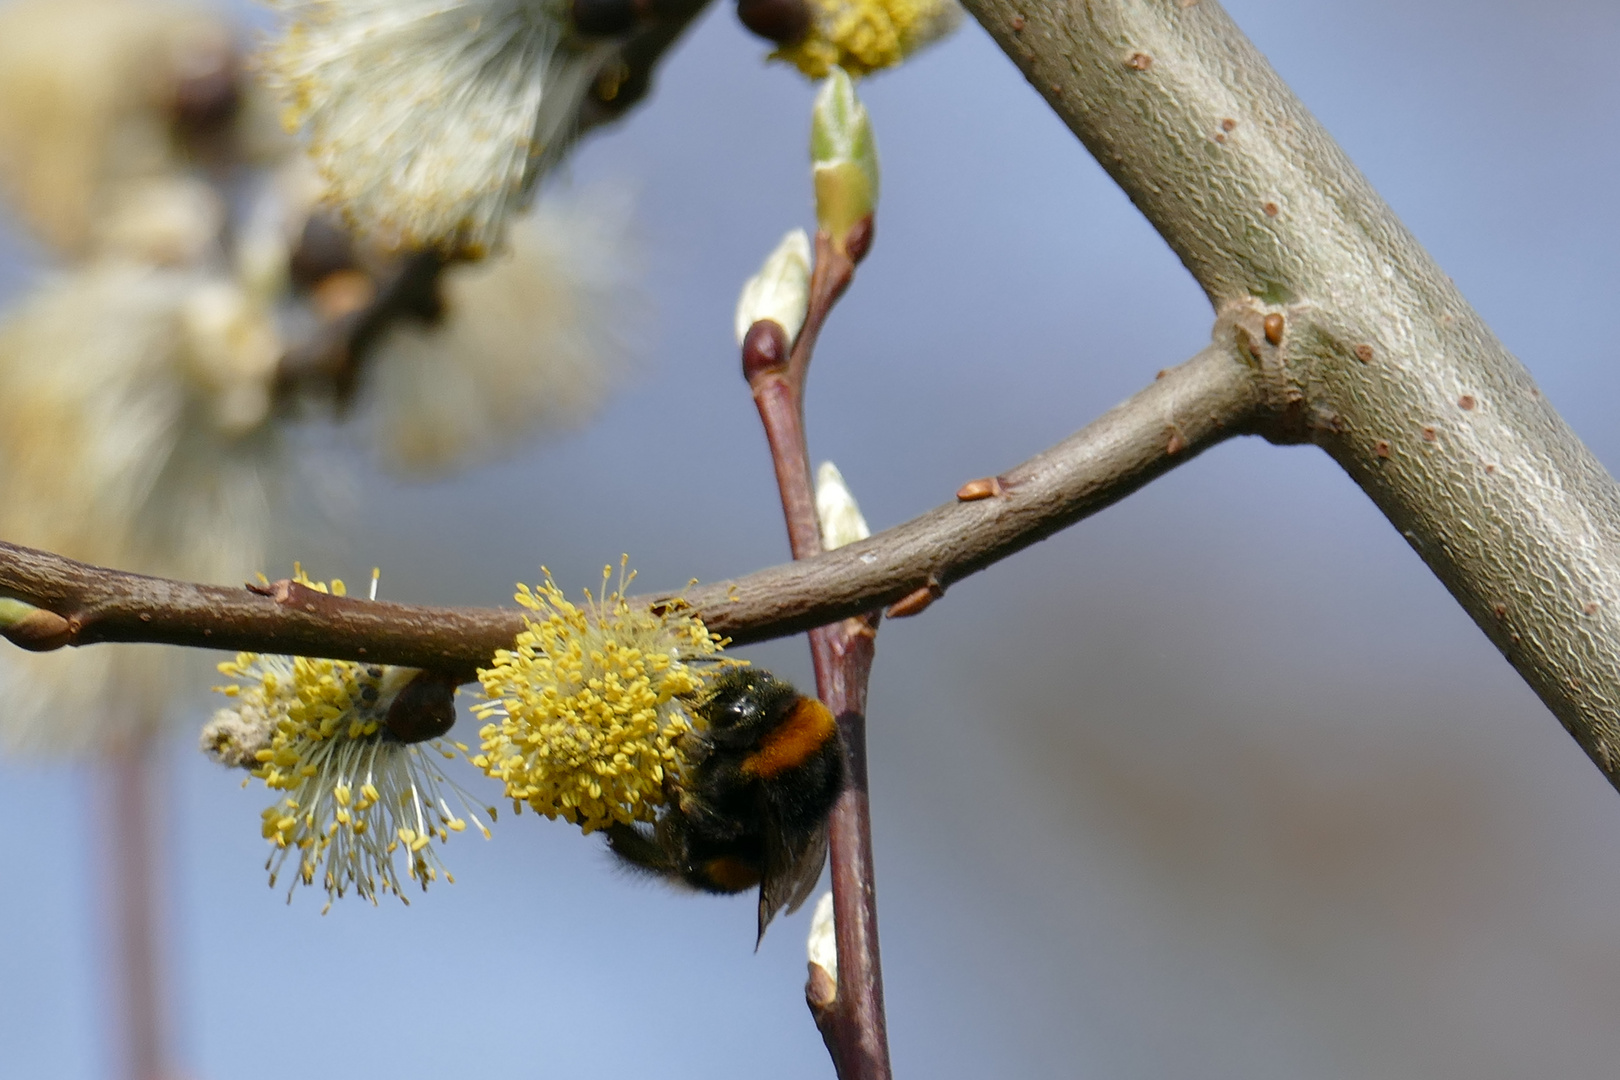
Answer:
[
  {"xmin": 676, "ymin": 782, "xmax": 748, "ymax": 841},
  {"xmin": 604, "ymin": 822, "xmax": 679, "ymax": 879}
]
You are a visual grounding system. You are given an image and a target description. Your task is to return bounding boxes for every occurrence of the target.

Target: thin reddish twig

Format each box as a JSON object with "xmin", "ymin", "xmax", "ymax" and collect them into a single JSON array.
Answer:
[{"xmin": 742, "ymin": 223, "xmax": 892, "ymax": 1080}]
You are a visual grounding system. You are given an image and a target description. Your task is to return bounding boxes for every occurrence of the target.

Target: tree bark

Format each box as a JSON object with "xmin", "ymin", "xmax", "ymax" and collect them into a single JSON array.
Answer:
[{"xmin": 959, "ymin": 0, "xmax": 1620, "ymax": 787}]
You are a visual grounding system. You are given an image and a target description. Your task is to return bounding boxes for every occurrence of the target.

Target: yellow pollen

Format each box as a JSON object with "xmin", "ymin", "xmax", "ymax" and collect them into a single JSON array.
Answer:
[
  {"xmin": 773, "ymin": 0, "xmax": 959, "ymax": 78},
  {"xmin": 211, "ymin": 569, "xmax": 494, "ymax": 907},
  {"xmin": 473, "ymin": 560, "xmax": 733, "ymax": 833}
]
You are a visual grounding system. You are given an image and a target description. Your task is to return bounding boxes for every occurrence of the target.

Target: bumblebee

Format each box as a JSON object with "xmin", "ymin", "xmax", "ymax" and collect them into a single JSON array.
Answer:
[{"xmin": 607, "ymin": 668, "xmax": 844, "ymax": 943}]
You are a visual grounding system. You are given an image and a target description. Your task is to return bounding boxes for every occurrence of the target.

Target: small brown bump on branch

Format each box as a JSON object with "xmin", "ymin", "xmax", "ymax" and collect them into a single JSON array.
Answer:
[
  {"xmin": 1009, "ymin": 13, "xmax": 1023, "ymax": 30},
  {"xmin": 1355, "ymin": 344, "xmax": 1375, "ymax": 363},
  {"xmin": 1167, "ymin": 430, "xmax": 1187, "ymax": 455},
  {"xmin": 1375, "ymin": 440, "xmax": 1392, "ymax": 458},
  {"xmin": 1125, "ymin": 52, "xmax": 1153, "ymax": 70},
  {"xmin": 886, "ymin": 580, "xmax": 941, "ymax": 619},
  {"xmin": 1494, "ymin": 604, "xmax": 1508, "ymax": 619},
  {"xmin": 1585, "ymin": 602, "xmax": 1602, "ymax": 616},
  {"xmin": 1422, "ymin": 426, "xmax": 1437, "ymax": 442},
  {"xmin": 742, "ymin": 319, "xmax": 792, "ymax": 380},
  {"xmin": 1221, "ymin": 117, "xmax": 1237, "ymax": 132},
  {"xmin": 1263, "ymin": 313, "xmax": 1284, "ymax": 346},
  {"xmin": 956, "ymin": 476, "xmax": 1004, "ymax": 501},
  {"xmin": 1263, "ymin": 201, "xmax": 1280, "ymax": 217},
  {"xmin": 1459, "ymin": 395, "xmax": 1476, "ymax": 410},
  {"xmin": 249, "ymin": 577, "xmax": 351, "ymax": 617},
  {"xmin": 842, "ymin": 215, "xmax": 875, "ymax": 265}
]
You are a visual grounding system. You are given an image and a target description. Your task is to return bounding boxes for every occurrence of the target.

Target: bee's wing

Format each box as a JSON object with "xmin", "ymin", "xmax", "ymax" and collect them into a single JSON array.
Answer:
[{"xmin": 756, "ymin": 821, "xmax": 830, "ymax": 946}]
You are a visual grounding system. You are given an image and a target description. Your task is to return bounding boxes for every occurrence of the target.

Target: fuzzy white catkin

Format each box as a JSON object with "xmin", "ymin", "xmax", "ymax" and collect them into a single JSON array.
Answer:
[
  {"xmin": 816, "ymin": 462, "xmax": 871, "ymax": 551},
  {"xmin": 0, "ymin": 0, "xmax": 236, "ymax": 257},
  {"xmin": 735, "ymin": 229, "xmax": 812, "ymax": 346},
  {"xmin": 364, "ymin": 189, "xmax": 636, "ymax": 476},
  {"xmin": 0, "ymin": 265, "xmax": 286, "ymax": 755},
  {"xmin": 807, "ymin": 891, "xmax": 837, "ymax": 981},
  {"xmin": 266, "ymin": 0, "xmax": 613, "ymax": 254}
]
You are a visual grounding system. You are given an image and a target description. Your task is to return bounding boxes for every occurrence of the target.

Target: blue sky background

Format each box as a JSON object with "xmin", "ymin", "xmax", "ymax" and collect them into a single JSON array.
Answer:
[{"xmin": 4, "ymin": 1, "xmax": 1620, "ymax": 1077}]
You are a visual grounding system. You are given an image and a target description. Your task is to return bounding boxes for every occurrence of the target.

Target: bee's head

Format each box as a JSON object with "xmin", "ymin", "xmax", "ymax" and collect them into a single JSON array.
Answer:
[{"xmin": 697, "ymin": 668, "xmax": 803, "ymax": 748}]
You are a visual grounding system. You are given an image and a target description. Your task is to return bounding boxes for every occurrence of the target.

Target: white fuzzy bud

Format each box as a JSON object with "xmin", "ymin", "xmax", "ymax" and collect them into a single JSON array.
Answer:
[
  {"xmin": 807, "ymin": 890, "xmax": 837, "ymax": 982},
  {"xmin": 735, "ymin": 228, "xmax": 812, "ymax": 346},
  {"xmin": 816, "ymin": 461, "xmax": 871, "ymax": 551}
]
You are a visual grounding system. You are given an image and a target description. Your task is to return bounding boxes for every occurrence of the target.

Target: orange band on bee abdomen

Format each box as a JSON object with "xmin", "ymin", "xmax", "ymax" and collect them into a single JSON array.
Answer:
[
  {"xmin": 740, "ymin": 698, "xmax": 837, "ymax": 779},
  {"xmin": 701, "ymin": 855, "xmax": 762, "ymax": 893}
]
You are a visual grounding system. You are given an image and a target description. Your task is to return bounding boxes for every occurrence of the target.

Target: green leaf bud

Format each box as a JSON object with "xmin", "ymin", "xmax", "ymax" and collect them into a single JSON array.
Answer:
[{"xmin": 811, "ymin": 69, "xmax": 879, "ymax": 252}]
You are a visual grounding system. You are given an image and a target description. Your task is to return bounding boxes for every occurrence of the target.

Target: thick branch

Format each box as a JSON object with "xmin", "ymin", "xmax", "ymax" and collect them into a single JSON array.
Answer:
[
  {"xmin": 960, "ymin": 0, "xmax": 1620, "ymax": 788},
  {"xmin": 0, "ymin": 344, "xmax": 1261, "ymax": 666}
]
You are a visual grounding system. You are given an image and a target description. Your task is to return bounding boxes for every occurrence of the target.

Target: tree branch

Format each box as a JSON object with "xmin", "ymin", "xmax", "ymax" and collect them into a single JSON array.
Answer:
[
  {"xmin": 806, "ymin": 612, "xmax": 885, "ymax": 1077},
  {"xmin": 957, "ymin": 0, "xmax": 1620, "ymax": 789},
  {"xmin": 743, "ymin": 217, "xmax": 891, "ymax": 1079},
  {"xmin": 275, "ymin": 248, "xmax": 445, "ymax": 406},
  {"xmin": 0, "ymin": 341, "xmax": 1261, "ymax": 666}
]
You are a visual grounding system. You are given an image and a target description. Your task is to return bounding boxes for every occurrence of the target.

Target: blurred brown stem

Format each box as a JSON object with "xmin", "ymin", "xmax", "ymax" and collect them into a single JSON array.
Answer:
[
  {"xmin": 100, "ymin": 733, "xmax": 171, "ymax": 1080},
  {"xmin": 744, "ymin": 224, "xmax": 891, "ymax": 1080},
  {"xmin": 275, "ymin": 249, "xmax": 445, "ymax": 406}
]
